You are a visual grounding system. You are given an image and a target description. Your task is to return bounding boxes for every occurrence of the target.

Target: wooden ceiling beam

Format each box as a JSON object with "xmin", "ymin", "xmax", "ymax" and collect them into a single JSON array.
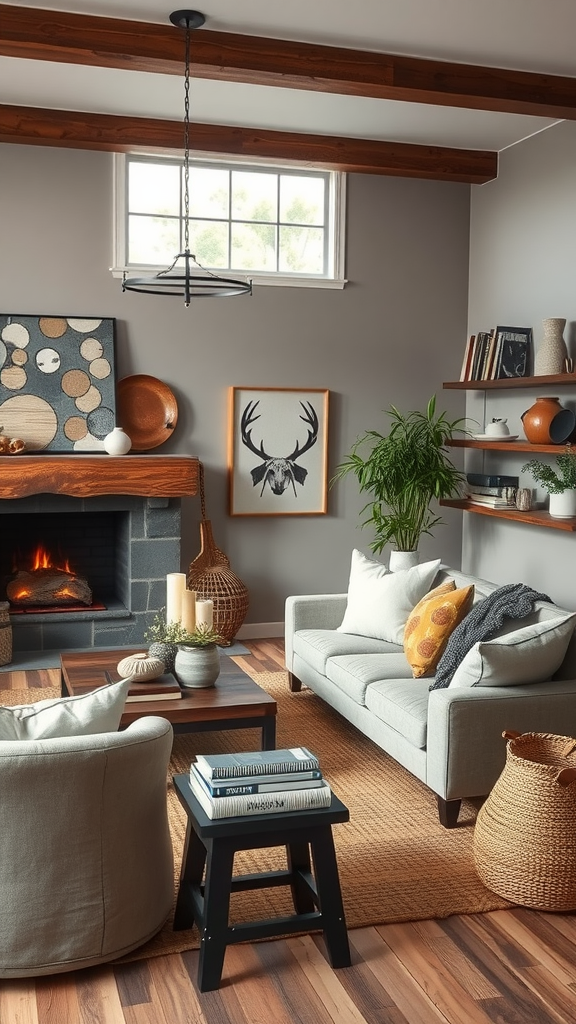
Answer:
[
  {"xmin": 1, "ymin": 4, "xmax": 576, "ymax": 119},
  {"xmin": 0, "ymin": 105, "xmax": 497, "ymax": 183}
]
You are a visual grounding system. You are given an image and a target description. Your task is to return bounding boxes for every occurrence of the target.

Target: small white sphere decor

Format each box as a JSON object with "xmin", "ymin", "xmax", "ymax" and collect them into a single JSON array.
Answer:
[
  {"xmin": 117, "ymin": 652, "xmax": 165, "ymax": 680},
  {"xmin": 104, "ymin": 426, "xmax": 132, "ymax": 455}
]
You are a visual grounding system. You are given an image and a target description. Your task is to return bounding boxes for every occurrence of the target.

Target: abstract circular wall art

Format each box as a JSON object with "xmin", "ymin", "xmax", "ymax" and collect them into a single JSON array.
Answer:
[{"xmin": 0, "ymin": 315, "xmax": 117, "ymax": 452}]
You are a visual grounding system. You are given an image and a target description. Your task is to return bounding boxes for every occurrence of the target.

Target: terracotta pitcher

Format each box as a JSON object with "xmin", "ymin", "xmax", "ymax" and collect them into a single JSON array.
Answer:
[{"xmin": 521, "ymin": 396, "xmax": 564, "ymax": 444}]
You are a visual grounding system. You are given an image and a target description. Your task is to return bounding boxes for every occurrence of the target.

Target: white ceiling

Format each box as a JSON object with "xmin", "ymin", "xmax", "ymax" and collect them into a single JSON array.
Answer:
[{"xmin": 2, "ymin": 0, "xmax": 576, "ymax": 154}]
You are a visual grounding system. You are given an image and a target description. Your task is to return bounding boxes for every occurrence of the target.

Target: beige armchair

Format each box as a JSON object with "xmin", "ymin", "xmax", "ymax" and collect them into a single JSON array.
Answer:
[{"xmin": 0, "ymin": 716, "xmax": 174, "ymax": 977}]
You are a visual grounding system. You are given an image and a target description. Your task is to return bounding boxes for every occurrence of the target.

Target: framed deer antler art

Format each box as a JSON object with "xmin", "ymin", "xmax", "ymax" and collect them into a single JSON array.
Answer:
[{"xmin": 228, "ymin": 387, "xmax": 329, "ymax": 516}]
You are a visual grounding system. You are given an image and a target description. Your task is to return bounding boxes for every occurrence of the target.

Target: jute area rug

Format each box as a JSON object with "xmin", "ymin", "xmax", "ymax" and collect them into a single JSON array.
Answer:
[{"xmin": 120, "ymin": 664, "xmax": 509, "ymax": 963}]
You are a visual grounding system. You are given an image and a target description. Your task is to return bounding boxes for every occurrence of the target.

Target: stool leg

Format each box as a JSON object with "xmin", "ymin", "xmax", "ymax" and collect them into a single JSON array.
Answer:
[
  {"xmin": 286, "ymin": 842, "xmax": 316, "ymax": 914},
  {"xmin": 198, "ymin": 839, "xmax": 235, "ymax": 992},
  {"xmin": 174, "ymin": 824, "xmax": 207, "ymax": 930},
  {"xmin": 310, "ymin": 828, "xmax": 351, "ymax": 968}
]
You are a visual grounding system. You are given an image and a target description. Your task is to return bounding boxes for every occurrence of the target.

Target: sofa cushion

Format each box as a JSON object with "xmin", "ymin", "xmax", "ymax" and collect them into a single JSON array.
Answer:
[
  {"xmin": 293, "ymin": 629, "xmax": 401, "ymax": 676},
  {"xmin": 0, "ymin": 679, "xmax": 131, "ymax": 741},
  {"xmin": 326, "ymin": 652, "xmax": 414, "ymax": 705},
  {"xmin": 448, "ymin": 612, "xmax": 576, "ymax": 688},
  {"xmin": 337, "ymin": 552, "xmax": 441, "ymax": 644},
  {"xmin": 404, "ymin": 583, "xmax": 475, "ymax": 678},
  {"xmin": 364, "ymin": 678, "xmax": 430, "ymax": 748}
]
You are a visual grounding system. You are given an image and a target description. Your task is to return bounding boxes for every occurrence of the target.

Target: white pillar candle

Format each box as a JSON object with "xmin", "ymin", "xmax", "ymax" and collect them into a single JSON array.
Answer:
[
  {"xmin": 195, "ymin": 598, "xmax": 214, "ymax": 630},
  {"xmin": 166, "ymin": 573, "xmax": 186, "ymax": 625},
  {"xmin": 180, "ymin": 589, "xmax": 196, "ymax": 632}
]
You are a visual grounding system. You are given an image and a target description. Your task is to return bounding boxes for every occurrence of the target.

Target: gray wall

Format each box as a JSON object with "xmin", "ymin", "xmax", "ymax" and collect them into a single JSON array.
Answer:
[
  {"xmin": 466, "ymin": 120, "xmax": 576, "ymax": 609},
  {"xmin": 0, "ymin": 144, "xmax": 470, "ymax": 626}
]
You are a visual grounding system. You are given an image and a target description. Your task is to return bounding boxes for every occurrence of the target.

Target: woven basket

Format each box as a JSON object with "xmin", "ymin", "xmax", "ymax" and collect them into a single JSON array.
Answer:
[
  {"xmin": 0, "ymin": 601, "xmax": 12, "ymax": 667},
  {"xmin": 473, "ymin": 730, "xmax": 576, "ymax": 910},
  {"xmin": 187, "ymin": 467, "xmax": 249, "ymax": 647}
]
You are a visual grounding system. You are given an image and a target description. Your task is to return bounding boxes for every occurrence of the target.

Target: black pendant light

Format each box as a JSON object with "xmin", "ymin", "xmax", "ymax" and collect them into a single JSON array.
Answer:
[{"xmin": 122, "ymin": 10, "xmax": 252, "ymax": 306}]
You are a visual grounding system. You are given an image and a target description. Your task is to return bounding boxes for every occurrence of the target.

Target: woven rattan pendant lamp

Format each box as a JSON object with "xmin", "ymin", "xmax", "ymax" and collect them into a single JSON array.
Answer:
[{"xmin": 122, "ymin": 10, "xmax": 252, "ymax": 306}]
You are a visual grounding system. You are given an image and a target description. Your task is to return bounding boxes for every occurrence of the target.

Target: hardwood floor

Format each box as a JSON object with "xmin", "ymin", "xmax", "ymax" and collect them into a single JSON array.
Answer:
[{"xmin": 2, "ymin": 638, "xmax": 576, "ymax": 1024}]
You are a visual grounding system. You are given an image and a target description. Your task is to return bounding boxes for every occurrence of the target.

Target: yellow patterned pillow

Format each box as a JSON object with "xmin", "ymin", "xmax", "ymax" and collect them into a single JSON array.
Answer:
[{"xmin": 404, "ymin": 582, "xmax": 475, "ymax": 678}]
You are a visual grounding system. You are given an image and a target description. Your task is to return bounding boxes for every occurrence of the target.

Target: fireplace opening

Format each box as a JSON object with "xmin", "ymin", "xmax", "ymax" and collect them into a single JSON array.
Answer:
[{"xmin": 1, "ymin": 511, "xmax": 128, "ymax": 615}]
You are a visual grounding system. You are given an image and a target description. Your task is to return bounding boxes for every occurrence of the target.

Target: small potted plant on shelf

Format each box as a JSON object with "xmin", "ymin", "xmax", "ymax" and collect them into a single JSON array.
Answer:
[
  {"xmin": 522, "ymin": 446, "xmax": 576, "ymax": 519},
  {"xmin": 173, "ymin": 623, "xmax": 224, "ymax": 689},
  {"xmin": 332, "ymin": 396, "xmax": 467, "ymax": 569}
]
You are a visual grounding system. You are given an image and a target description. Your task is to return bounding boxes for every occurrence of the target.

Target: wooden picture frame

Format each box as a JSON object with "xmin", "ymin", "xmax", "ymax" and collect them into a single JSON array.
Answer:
[{"xmin": 228, "ymin": 387, "xmax": 329, "ymax": 516}]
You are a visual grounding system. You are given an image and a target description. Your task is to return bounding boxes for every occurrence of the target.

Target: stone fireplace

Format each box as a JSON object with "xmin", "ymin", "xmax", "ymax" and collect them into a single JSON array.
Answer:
[{"xmin": 0, "ymin": 454, "xmax": 198, "ymax": 654}]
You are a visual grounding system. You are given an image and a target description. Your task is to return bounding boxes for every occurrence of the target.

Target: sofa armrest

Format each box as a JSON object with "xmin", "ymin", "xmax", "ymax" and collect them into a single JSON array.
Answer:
[
  {"xmin": 426, "ymin": 679, "xmax": 576, "ymax": 802},
  {"xmin": 284, "ymin": 594, "xmax": 347, "ymax": 671}
]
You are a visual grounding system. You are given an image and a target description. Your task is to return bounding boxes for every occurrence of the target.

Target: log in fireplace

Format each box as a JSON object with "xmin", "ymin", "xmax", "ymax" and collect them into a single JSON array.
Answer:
[{"xmin": 0, "ymin": 455, "xmax": 199, "ymax": 655}]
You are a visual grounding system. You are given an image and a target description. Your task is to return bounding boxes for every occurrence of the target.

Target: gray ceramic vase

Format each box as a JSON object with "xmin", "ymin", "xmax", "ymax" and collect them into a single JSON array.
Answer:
[{"xmin": 174, "ymin": 644, "xmax": 221, "ymax": 688}]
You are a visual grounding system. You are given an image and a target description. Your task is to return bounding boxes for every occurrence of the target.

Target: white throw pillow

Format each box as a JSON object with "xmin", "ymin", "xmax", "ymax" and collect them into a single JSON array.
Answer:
[
  {"xmin": 448, "ymin": 613, "xmax": 576, "ymax": 688},
  {"xmin": 0, "ymin": 679, "xmax": 131, "ymax": 741},
  {"xmin": 338, "ymin": 551, "xmax": 441, "ymax": 644}
]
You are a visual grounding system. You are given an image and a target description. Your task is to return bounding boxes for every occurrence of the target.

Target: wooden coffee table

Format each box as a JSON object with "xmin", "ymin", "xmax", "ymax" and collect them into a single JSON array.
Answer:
[{"xmin": 60, "ymin": 648, "xmax": 277, "ymax": 749}]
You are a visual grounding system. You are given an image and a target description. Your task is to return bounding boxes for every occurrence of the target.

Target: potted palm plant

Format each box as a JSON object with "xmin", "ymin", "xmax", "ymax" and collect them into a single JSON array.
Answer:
[
  {"xmin": 333, "ymin": 396, "xmax": 467, "ymax": 568},
  {"xmin": 522, "ymin": 446, "xmax": 576, "ymax": 518}
]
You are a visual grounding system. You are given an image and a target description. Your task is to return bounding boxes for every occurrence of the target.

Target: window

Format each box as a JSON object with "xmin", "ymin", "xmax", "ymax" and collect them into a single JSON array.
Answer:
[{"xmin": 112, "ymin": 154, "xmax": 346, "ymax": 289}]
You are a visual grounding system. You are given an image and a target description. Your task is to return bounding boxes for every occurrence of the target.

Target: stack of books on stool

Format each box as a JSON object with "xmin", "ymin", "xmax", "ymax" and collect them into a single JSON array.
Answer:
[{"xmin": 188, "ymin": 746, "xmax": 331, "ymax": 819}]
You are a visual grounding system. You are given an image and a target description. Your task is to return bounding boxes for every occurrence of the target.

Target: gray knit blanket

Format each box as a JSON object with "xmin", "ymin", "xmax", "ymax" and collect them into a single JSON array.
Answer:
[{"xmin": 429, "ymin": 583, "xmax": 551, "ymax": 691}]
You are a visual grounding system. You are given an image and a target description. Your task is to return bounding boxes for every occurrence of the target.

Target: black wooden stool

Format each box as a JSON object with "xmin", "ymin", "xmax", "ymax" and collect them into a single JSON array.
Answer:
[{"xmin": 172, "ymin": 773, "xmax": 351, "ymax": 992}]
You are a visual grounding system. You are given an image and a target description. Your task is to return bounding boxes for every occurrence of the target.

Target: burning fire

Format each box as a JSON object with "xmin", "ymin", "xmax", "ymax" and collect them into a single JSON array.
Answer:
[
  {"xmin": 30, "ymin": 543, "xmax": 72, "ymax": 574},
  {"xmin": 7, "ymin": 541, "xmax": 92, "ymax": 608}
]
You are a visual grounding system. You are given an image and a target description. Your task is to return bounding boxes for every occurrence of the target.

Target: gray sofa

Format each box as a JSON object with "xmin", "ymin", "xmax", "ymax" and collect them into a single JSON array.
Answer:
[{"xmin": 285, "ymin": 566, "xmax": 576, "ymax": 827}]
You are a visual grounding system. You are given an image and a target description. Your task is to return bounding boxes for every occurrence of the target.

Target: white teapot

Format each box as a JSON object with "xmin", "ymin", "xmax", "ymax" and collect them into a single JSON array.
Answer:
[{"xmin": 484, "ymin": 417, "xmax": 510, "ymax": 437}]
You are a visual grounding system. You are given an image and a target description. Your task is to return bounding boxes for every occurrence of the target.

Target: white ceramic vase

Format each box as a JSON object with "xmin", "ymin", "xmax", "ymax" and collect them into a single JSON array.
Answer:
[
  {"xmin": 549, "ymin": 489, "xmax": 576, "ymax": 519},
  {"xmin": 534, "ymin": 318, "xmax": 568, "ymax": 376},
  {"xmin": 104, "ymin": 426, "xmax": 132, "ymax": 456},
  {"xmin": 174, "ymin": 644, "xmax": 221, "ymax": 688},
  {"xmin": 389, "ymin": 549, "xmax": 420, "ymax": 572}
]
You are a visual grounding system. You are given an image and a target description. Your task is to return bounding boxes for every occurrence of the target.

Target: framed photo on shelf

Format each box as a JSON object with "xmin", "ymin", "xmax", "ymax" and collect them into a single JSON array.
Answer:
[
  {"xmin": 228, "ymin": 387, "xmax": 329, "ymax": 516},
  {"xmin": 494, "ymin": 326, "xmax": 532, "ymax": 379}
]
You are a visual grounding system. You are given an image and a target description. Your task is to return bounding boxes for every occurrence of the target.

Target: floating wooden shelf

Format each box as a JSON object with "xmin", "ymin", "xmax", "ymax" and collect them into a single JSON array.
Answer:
[
  {"xmin": 444, "ymin": 373, "xmax": 576, "ymax": 390},
  {"xmin": 441, "ymin": 499, "xmax": 576, "ymax": 532},
  {"xmin": 447, "ymin": 438, "xmax": 566, "ymax": 454},
  {"xmin": 0, "ymin": 454, "xmax": 200, "ymax": 499}
]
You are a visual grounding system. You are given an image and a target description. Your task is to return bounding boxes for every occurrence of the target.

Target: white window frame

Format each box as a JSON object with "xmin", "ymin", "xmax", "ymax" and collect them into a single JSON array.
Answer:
[{"xmin": 111, "ymin": 153, "xmax": 346, "ymax": 290}]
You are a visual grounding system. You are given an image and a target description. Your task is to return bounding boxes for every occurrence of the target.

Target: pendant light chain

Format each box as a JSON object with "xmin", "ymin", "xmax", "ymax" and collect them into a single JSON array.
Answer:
[
  {"xmin": 122, "ymin": 10, "xmax": 252, "ymax": 302},
  {"xmin": 183, "ymin": 17, "xmax": 191, "ymax": 255}
]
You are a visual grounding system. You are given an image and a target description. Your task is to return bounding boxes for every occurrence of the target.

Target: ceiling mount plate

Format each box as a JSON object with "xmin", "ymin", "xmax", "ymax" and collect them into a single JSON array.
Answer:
[{"xmin": 169, "ymin": 9, "xmax": 206, "ymax": 30}]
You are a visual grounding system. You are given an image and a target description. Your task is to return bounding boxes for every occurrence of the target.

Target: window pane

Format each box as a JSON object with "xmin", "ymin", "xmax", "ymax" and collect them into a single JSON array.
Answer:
[
  {"xmin": 187, "ymin": 220, "xmax": 229, "ymax": 269},
  {"xmin": 232, "ymin": 222, "xmax": 277, "ymax": 271},
  {"xmin": 188, "ymin": 167, "xmax": 229, "ymax": 218},
  {"xmin": 128, "ymin": 215, "xmax": 180, "ymax": 265},
  {"xmin": 280, "ymin": 175, "xmax": 325, "ymax": 225},
  {"xmin": 279, "ymin": 225, "xmax": 324, "ymax": 274},
  {"xmin": 129, "ymin": 163, "xmax": 180, "ymax": 216},
  {"xmin": 231, "ymin": 171, "xmax": 277, "ymax": 222}
]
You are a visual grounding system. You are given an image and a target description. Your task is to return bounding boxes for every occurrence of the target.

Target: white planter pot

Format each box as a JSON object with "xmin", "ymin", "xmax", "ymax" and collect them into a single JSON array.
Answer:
[
  {"xmin": 549, "ymin": 489, "xmax": 576, "ymax": 518},
  {"xmin": 389, "ymin": 549, "xmax": 420, "ymax": 572},
  {"xmin": 174, "ymin": 645, "xmax": 220, "ymax": 688}
]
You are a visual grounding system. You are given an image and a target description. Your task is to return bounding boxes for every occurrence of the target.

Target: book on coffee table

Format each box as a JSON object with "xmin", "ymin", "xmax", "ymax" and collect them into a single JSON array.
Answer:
[{"xmin": 124, "ymin": 673, "xmax": 182, "ymax": 702}]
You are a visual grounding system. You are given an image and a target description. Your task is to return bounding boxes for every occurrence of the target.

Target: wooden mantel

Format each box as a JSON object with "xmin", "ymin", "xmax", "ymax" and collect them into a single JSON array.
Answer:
[{"xmin": 0, "ymin": 454, "xmax": 200, "ymax": 499}]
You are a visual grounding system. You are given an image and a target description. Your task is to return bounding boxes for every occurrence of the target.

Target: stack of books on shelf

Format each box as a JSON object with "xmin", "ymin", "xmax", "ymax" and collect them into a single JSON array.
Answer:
[
  {"xmin": 188, "ymin": 746, "xmax": 331, "ymax": 819},
  {"xmin": 465, "ymin": 473, "xmax": 519, "ymax": 509},
  {"xmin": 459, "ymin": 326, "xmax": 532, "ymax": 381}
]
